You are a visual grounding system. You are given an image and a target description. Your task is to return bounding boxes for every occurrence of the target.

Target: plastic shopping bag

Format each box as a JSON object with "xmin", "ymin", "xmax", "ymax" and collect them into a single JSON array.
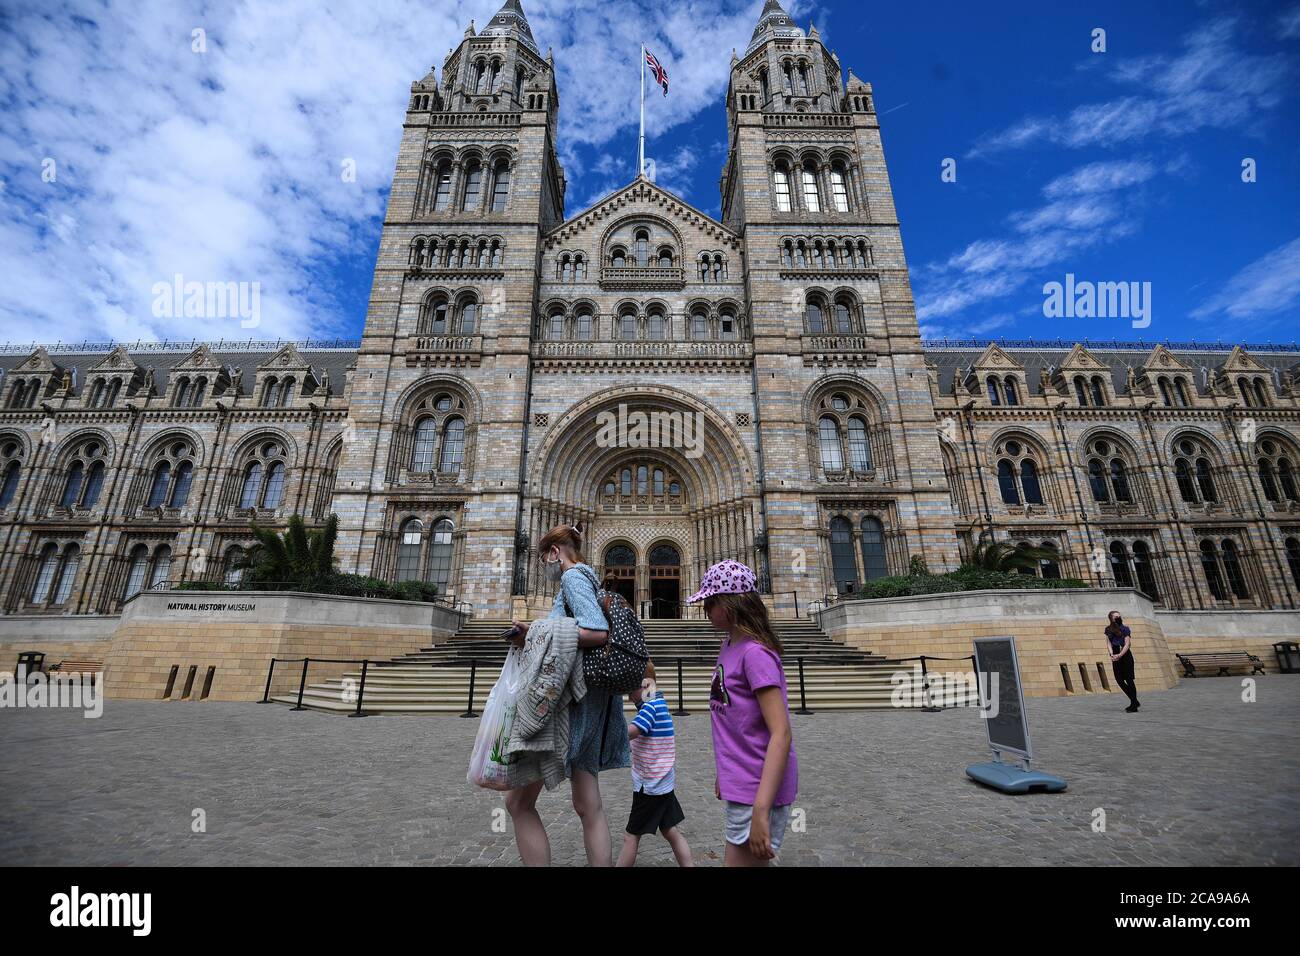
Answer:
[{"xmin": 467, "ymin": 647, "xmax": 523, "ymax": 791}]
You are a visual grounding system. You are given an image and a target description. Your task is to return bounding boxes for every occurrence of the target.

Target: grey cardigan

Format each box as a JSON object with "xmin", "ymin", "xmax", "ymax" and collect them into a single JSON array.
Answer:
[{"xmin": 503, "ymin": 615, "xmax": 586, "ymax": 790}]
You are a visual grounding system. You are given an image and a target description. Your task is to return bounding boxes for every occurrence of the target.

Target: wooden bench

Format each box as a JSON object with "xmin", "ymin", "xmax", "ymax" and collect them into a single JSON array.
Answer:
[
  {"xmin": 1176, "ymin": 651, "xmax": 1265, "ymax": 678},
  {"xmin": 48, "ymin": 659, "xmax": 104, "ymax": 682}
]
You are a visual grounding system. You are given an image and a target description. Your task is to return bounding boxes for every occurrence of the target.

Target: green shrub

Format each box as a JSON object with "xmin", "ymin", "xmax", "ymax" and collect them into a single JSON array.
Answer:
[{"xmin": 855, "ymin": 564, "xmax": 1086, "ymax": 600}]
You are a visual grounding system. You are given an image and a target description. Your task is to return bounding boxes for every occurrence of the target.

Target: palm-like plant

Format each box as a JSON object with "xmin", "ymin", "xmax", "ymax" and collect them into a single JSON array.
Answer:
[{"xmin": 236, "ymin": 514, "xmax": 338, "ymax": 588}]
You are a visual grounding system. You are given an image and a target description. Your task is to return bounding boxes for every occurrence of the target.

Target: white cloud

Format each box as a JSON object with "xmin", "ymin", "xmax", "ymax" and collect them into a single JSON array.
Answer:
[
  {"xmin": 0, "ymin": 0, "xmax": 774, "ymax": 346},
  {"xmin": 1190, "ymin": 237, "xmax": 1300, "ymax": 325},
  {"xmin": 969, "ymin": 19, "xmax": 1291, "ymax": 158}
]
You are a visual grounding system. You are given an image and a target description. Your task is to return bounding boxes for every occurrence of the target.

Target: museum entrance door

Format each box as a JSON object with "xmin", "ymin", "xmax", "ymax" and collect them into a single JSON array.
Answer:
[
  {"xmin": 601, "ymin": 544, "xmax": 636, "ymax": 606},
  {"xmin": 648, "ymin": 543, "xmax": 681, "ymax": 619}
]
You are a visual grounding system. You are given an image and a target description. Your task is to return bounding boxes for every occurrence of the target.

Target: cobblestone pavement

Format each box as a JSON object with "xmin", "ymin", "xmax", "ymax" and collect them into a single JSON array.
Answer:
[{"xmin": 1, "ymin": 676, "xmax": 1296, "ymax": 866}]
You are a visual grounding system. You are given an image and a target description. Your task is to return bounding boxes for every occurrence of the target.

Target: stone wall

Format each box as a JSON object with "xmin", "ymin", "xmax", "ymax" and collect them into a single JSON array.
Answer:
[
  {"xmin": 0, "ymin": 613, "xmax": 118, "ymax": 673},
  {"xmin": 102, "ymin": 590, "xmax": 464, "ymax": 701},
  {"xmin": 1157, "ymin": 609, "xmax": 1300, "ymax": 673},
  {"xmin": 817, "ymin": 587, "xmax": 1181, "ymax": 698}
]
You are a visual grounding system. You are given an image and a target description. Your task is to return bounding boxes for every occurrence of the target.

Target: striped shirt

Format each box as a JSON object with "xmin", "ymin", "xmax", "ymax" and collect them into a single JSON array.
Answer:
[{"xmin": 631, "ymin": 693, "xmax": 676, "ymax": 795}]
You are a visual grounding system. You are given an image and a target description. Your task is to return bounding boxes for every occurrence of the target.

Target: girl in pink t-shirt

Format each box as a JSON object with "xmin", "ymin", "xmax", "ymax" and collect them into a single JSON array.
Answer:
[{"xmin": 687, "ymin": 560, "xmax": 798, "ymax": 867}]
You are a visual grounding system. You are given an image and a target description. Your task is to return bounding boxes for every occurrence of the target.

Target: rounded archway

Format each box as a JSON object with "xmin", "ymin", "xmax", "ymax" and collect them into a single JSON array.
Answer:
[{"xmin": 647, "ymin": 541, "xmax": 681, "ymax": 619}]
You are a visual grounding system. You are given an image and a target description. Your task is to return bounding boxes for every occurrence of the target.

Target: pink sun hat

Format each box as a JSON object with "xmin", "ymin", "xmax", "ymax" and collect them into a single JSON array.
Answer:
[{"xmin": 686, "ymin": 559, "xmax": 758, "ymax": 604}]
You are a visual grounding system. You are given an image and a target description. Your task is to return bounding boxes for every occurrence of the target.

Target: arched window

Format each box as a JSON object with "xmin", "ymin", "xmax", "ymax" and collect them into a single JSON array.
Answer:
[
  {"xmin": 621, "ymin": 468, "xmax": 632, "ymax": 494},
  {"xmin": 805, "ymin": 297, "xmax": 825, "ymax": 334},
  {"xmin": 621, "ymin": 310, "xmax": 638, "ymax": 341},
  {"xmin": 462, "ymin": 162, "xmax": 482, "ymax": 210},
  {"xmin": 637, "ymin": 465, "xmax": 649, "ymax": 494},
  {"xmin": 1074, "ymin": 376, "xmax": 1089, "ymax": 406},
  {"xmin": 658, "ymin": 248, "xmax": 673, "ymax": 268},
  {"xmin": 0, "ymin": 459, "xmax": 20, "ymax": 509},
  {"xmin": 1131, "ymin": 541, "xmax": 1159, "ymax": 600},
  {"xmin": 171, "ymin": 460, "xmax": 193, "ymax": 507},
  {"xmin": 692, "ymin": 311, "xmax": 709, "ymax": 340},
  {"xmin": 1199, "ymin": 540, "xmax": 1226, "ymax": 600},
  {"xmin": 1039, "ymin": 541, "xmax": 1062, "ymax": 580},
  {"xmin": 411, "ymin": 418, "xmax": 438, "ymax": 472},
  {"xmin": 1020, "ymin": 459, "xmax": 1043, "ymax": 505},
  {"xmin": 719, "ymin": 310, "xmax": 737, "ymax": 340},
  {"xmin": 438, "ymin": 418, "xmax": 465, "ymax": 473},
  {"xmin": 1088, "ymin": 459, "xmax": 1109, "ymax": 502},
  {"xmin": 548, "ymin": 309, "xmax": 565, "ymax": 340},
  {"xmin": 431, "ymin": 160, "xmax": 453, "ymax": 211},
  {"xmin": 124, "ymin": 544, "xmax": 151, "ymax": 599},
  {"xmin": 818, "ymin": 417, "xmax": 844, "ymax": 471},
  {"xmin": 575, "ymin": 310, "xmax": 592, "ymax": 340},
  {"xmin": 428, "ymin": 519, "xmax": 454, "ymax": 592},
  {"xmin": 1257, "ymin": 439, "xmax": 1299, "ymax": 502},
  {"xmin": 997, "ymin": 459, "xmax": 1019, "ymax": 505},
  {"xmin": 1195, "ymin": 457, "xmax": 1216, "ymax": 502},
  {"xmin": 31, "ymin": 543, "xmax": 61, "ymax": 603},
  {"xmin": 635, "ymin": 230, "xmax": 649, "ymax": 267},
  {"xmin": 51, "ymin": 544, "xmax": 80, "ymax": 605},
  {"xmin": 1221, "ymin": 540, "xmax": 1249, "ymax": 599},
  {"xmin": 830, "ymin": 165, "xmax": 849, "ymax": 212},
  {"xmin": 987, "ymin": 377, "xmax": 1001, "ymax": 406},
  {"xmin": 1090, "ymin": 376, "xmax": 1107, "ymax": 407},
  {"xmin": 833, "ymin": 299, "xmax": 852, "ymax": 333},
  {"xmin": 459, "ymin": 298, "xmax": 477, "ymax": 334},
  {"xmin": 148, "ymin": 545, "xmax": 172, "ymax": 590},
  {"xmin": 859, "ymin": 517, "xmax": 887, "ymax": 582},
  {"xmin": 611, "ymin": 247, "xmax": 626, "ymax": 268},
  {"xmin": 237, "ymin": 440, "xmax": 286, "ymax": 510},
  {"xmin": 1109, "ymin": 542, "xmax": 1133, "ymax": 587},
  {"xmin": 1158, "ymin": 377, "xmax": 1173, "ymax": 406},
  {"xmin": 773, "ymin": 164, "xmax": 792, "ymax": 212},
  {"xmin": 1004, "ymin": 378, "xmax": 1019, "ymax": 406},
  {"xmin": 60, "ymin": 461, "xmax": 84, "ymax": 508},
  {"xmin": 1110, "ymin": 459, "xmax": 1131, "ymax": 502},
  {"xmin": 1174, "ymin": 378, "xmax": 1190, "ymax": 406},
  {"xmin": 801, "ymin": 162, "xmax": 821, "ymax": 212},
  {"xmin": 262, "ymin": 462, "xmax": 286, "ymax": 509},
  {"xmin": 239, "ymin": 462, "xmax": 262, "ymax": 508},
  {"xmin": 648, "ymin": 311, "xmax": 666, "ymax": 340},
  {"xmin": 829, "ymin": 517, "xmax": 857, "ymax": 594},
  {"xmin": 847, "ymin": 417, "xmax": 871, "ymax": 471},
  {"xmin": 396, "ymin": 518, "xmax": 423, "ymax": 582},
  {"xmin": 1254, "ymin": 379, "xmax": 1269, "ymax": 407},
  {"xmin": 146, "ymin": 462, "xmax": 171, "ymax": 508},
  {"xmin": 279, "ymin": 377, "xmax": 295, "ymax": 407},
  {"xmin": 489, "ymin": 159, "xmax": 510, "ymax": 211},
  {"xmin": 223, "ymin": 546, "xmax": 246, "ymax": 587},
  {"xmin": 1285, "ymin": 537, "xmax": 1300, "ymax": 590}
]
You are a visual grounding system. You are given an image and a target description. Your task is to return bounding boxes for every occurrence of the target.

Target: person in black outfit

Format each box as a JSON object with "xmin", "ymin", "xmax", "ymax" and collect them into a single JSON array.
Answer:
[{"xmin": 1106, "ymin": 610, "xmax": 1140, "ymax": 712}]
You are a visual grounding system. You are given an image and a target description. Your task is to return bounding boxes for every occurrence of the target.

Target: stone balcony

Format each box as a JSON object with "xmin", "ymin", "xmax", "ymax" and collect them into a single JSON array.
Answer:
[
  {"xmin": 531, "ymin": 339, "xmax": 753, "ymax": 367},
  {"xmin": 800, "ymin": 333, "xmax": 877, "ymax": 367},
  {"xmin": 405, "ymin": 334, "xmax": 483, "ymax": 368},
  {"xmin": 598, "ymin": 266, "xmax": 685, "ymax": 291}
]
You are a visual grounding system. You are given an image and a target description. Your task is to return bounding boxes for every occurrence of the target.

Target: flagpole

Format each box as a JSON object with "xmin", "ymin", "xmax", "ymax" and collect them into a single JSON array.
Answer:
[{"xmin": 638, "ymin": 43, "xmax": 645, "ymax": 178}]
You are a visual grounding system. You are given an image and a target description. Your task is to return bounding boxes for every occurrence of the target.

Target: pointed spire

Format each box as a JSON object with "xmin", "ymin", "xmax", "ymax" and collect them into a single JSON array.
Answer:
[
  {"xmin": 464, "ymin": 19, "xmax": 475, "ymax": 38},
  {"xmin": 746, "ymin": 0, "xmax": 804, "ymax": 55},
  {"xmin": 482, "ymin": 0, "xmax": 540, "ymax": 54}
]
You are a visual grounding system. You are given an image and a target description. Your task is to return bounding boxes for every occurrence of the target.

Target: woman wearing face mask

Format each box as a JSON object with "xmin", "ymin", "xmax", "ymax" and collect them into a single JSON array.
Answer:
[
  {"xmin": 1105, "ymin": 610, "xmax": 1140, "ymax": 712},
  {"xmin": 502, "ymin": 522, "xmax": 630, "ymax": 865}
]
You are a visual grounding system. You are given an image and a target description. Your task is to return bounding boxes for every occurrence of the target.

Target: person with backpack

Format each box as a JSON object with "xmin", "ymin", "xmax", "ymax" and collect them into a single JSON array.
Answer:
[{"xmin": 502, "ymin": 522, "xmax": 637, "ymax": 866}]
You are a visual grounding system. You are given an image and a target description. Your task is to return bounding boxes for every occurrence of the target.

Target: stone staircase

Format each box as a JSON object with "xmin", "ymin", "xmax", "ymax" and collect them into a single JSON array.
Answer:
[{"xmin": 269, "ymin": 617, "xmax": 979, "ymax": 715}]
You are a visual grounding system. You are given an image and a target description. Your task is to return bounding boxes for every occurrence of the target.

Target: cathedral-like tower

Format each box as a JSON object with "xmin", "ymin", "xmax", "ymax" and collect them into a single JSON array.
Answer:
[
  {"xmin": 722, "ymin": 0, "xmax": 960, "ymax": 601},
  {"xmin": 333, "ymin": 0, "xmax": 565, "ymax": 615}
]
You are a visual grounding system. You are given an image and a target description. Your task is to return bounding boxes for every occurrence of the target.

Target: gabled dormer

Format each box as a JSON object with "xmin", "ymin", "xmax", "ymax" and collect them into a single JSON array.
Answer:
[
  {"xmin": 968, "ymin": 344, "xmax": 1027, "ymax": 407},
  {"xmin": 82, "ymin": 346, "xmax": 142, "ymax": 409},
  {"xmin": 1138, "ymin": 345, "xmax": 1196, "ymax": 407},
  {"xmin": 166, "ymin": 345, "xmax": 228, "ymax": 409},
  {"xmin": 3, "ymin": 348, "xmax": 62, "ymax": 410},
  {"xmin": 1216, "ymin": 345, "xmax": 1275, "ymax": 408},
  {"xmin": 1053, "ymin": 344, "xmax": 1114, "ymax": 407},
  {"xmin": 254, "ymin": 344, "xmax": 320, "ymax": 409}
]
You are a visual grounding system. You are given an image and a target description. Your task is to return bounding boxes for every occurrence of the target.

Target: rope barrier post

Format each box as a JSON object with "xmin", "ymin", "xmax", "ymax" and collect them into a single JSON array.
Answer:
[
  {"xmin": 349, "ymin": 659, "xmax": 369, "ymax": 718},
  {"xmin": 291, "ymin": 658, "xmax": 310, "ymax": 711},
  {"xmin": 260, "ymin": 657, "xmax": 276, "ymax": 703},
  {"xmin": 795, "ymin": 656, "xmax": 813, "ymax": 715},
  {"xmin": 460, "ymin": 659, "xmax": 479, "ymax": 718},
  {"xmin": 920, "ymin": 655, "xmax": 942, "ymax": 713},
  {"xmin": 672, "ymin": 657, "xmax": 689, "ymax": 716}
]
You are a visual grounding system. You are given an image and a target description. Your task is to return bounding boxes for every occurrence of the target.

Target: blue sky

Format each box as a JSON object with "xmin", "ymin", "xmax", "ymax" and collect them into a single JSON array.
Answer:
[{"xmin": 1, "ymin": 0, "xmax": 1297, "ymax": 347}]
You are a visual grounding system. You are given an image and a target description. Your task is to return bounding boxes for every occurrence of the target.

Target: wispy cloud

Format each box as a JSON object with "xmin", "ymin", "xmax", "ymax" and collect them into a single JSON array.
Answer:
[
  {"xmin": 968, "ymin": 19, "xmax": 1290, "ymax": 158},
  {"xmin": 1190, "ymin": 237, "xmax": 1300, "ymax": 328},
  {"xmin": 0, "ymin": 0, "xmax": 775, "ymax": 345}
]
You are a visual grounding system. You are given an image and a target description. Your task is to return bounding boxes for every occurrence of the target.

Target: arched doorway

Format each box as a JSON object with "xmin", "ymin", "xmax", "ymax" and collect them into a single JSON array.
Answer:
[
  {"xmin": 601, "ymin": 543, "xmax": 636, "ymax": 606},
  {"xmin": 648, "ymin": 543, "xmax": 681, "ymax": 619}
]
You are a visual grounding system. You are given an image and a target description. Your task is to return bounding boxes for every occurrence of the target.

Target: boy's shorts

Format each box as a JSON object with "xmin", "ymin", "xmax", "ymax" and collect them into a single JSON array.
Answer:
[
  {"xmin": 626, "ymin": 789, "xmax": 686, "ymax": 836},
  {"xmin": 724, "ymin": 801, "xmax": 793, "ymax": 853}
]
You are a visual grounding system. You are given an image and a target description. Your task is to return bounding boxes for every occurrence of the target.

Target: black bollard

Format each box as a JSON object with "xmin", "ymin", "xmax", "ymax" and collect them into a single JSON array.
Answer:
[
  {"xmin": 673, "ymin": 657, "xmax": 689, "ymax": 716},
  {"xmin": 795, "ymin": 656, "xmax": 813, "ymax": 715},
  {"xmin": 460, "ymin": 659, "xmax": 479, "ymax": 718}
]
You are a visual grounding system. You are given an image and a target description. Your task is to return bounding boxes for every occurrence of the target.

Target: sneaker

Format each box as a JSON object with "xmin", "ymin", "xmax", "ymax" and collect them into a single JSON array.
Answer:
[{"xmin": 1124, "ymin": 704, "xmax": 1137, "ymax": 713}]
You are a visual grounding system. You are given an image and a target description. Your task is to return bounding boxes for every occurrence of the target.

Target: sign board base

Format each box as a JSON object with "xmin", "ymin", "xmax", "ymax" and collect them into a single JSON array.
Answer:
[{"xmin": 966, "ymin": 761, "xmax": 1067, "ymax": 794}]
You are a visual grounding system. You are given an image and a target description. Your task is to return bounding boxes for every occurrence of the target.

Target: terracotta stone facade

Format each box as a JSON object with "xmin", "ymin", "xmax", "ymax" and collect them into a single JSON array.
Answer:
[{"xmin": 2, "ymin": 1, "xmax": 1299, "ymax": 625}]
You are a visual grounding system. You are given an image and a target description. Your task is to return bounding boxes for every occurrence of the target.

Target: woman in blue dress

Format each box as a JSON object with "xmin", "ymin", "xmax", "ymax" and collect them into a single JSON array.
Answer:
[{"xmin": 503, "ymin": 522, "xmax": 630, "ymax": 866}]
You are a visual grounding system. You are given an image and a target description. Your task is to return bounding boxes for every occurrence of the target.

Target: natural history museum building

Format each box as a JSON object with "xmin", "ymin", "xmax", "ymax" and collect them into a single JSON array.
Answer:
[{"xmin": 2, "ymin": 0, "xmax": 1299, "ymax": 634}]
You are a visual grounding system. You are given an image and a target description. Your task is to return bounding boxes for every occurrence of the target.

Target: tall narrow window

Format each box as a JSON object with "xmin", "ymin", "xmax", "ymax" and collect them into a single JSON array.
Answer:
[
  {"xmin": 1020, "ymin": 459, "xmax": 1043, "ymax": 505},
  {"xmin": 439, "ymin": 418, "xmax": 465, "ymax": 473},
  {"xmin": 1221, "ymin": 540, "xmax": 1249, "ymax": 599},
  {"xmin": 396, "ymin": 518, "xmax": 423, "ymax": 582},
  {"xmin": 428, "ymin": 519, "xmax": 454, "ymax": 592},
  {"xmin": 830, "ymin": 517, "xmax": 857, "ymax": 593},
  {"xmin": 576, "ymin": 311, "xmax": 592, "ymax": 340},
  {"xmin": 0, "ymin": 460, "xmax": 19, "ymax": 509},
  {"xmin": 1200, "ymin": 541, "xmax": 1226, "ymax": 600},
  {"xmin": 124, "ymin": 545, "xmax": 150, "ymax": 600},
  {"xmin": 806, "ymin": 300, "xmax": 824, "ymax": 334},
  {"xmin": 635, "ymin": 231, "xmax": 649, "ymax": 267},
  {"xmin": 60, "ymin": 462, "xmax": 84, "ymax": 508},
  {"xmin": 1131, "ymin": 541, "xmax": 1159, "ymax": 600},
  {"xmin": 997, "ymin": 459, "xmax": 1020, "ymax": 505},
  {"xmin": 460, "ymin": 300, "xmax": 477, "ymax": 334},
  {"xmin": 987, "ymin": 377, "xmax": 1001, "ymax": 406},
  {"xmin": 818, "ymin": 417, "xmax": 844, "ymax": 471},
  {"xmin": 31, "ymin": 544, "xmax": 59, "ymax": 603},
  {"xmin": 262, "ymin": 462, "xmax": 285, "ymax": 509},
  {"xmin": 1109, "ymin": 542, "xmax": 1133, "ymax": 588},
  {"xmin": 239, "ymin": 462, "xmax": 262, "ymax": 508},
  {"xmin": 773, "ymin": 166, "xmax": 792, "ymax": 212},
  {"xmin": 411, "ymin": 418, "xmax": 437, "ymax": 472},
  {"xmin": 830, "ymin": 167, "xmax": 849, "ymax": 212},
  {"xmin": 149, "ymin": 545, "xmax": 172, "ymax": 590},
  {"xmin": 1110, "ymin": 459, "xmax": 1132, "ymax": 502},
  {"xmin": 462, "ymin": 163, "xmax": 482, "ymax": 210},
  {"xmin": 847, "ymin": 417, "xmax": 871, "ymax": 471},
  {"xmin": 51, "ymin": 545, "xmax": 80, "ymax": 605},
  {"xmin": 146, "ymin": 462, "xmax": 171, "ymax": 508},
  {"xmin": 859, "ymin": 517, "xmax": 887, "ymax": 581},
  {"xmin": 82, "ymin": 461, "xmax": 105, "ymax": 508},
  {"xmin": 432, "ymin": 161, "xmax": 452, "ymax": 211},
  {"xmin": 834, "ymin": 301, "xmax": 852, "ymax": 333},
  {"xmin": 170, "ymin": 461, "xmax": 193, "ymax": 507},
  {"xmin": 490, "ymin": 161, "xmax": 510, "ymax": 211},
  {"xmin": 801, "ymin": 164, "xmax": 821, "ymax": 212}
]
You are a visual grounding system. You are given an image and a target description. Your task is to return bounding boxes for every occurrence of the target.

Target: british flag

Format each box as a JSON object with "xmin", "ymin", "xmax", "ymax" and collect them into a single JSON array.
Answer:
[{"xmin": 645, "ymin": 48, "xmax": 669, "ymax": 96}]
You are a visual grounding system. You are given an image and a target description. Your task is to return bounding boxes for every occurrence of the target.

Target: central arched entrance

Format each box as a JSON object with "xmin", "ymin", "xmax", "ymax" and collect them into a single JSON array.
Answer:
[
  {"xmin": 601, "ymin": 543, "xmax": 636, "ymax": 606},
  {"xmin": 648, "ymin": 543, "xmax": 681, "ymax": 618}
]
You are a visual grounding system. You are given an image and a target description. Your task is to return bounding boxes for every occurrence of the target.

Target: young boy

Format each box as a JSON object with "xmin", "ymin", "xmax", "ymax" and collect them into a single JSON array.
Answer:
[{"xmin": 617, "ymin": 661, "xmax": 693, "ymax": 867}]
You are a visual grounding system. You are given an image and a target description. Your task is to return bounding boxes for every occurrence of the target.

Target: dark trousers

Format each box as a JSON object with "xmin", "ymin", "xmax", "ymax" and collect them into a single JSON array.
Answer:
[{"xmin": 1112, "ymin": 652, "xmax": 1139, "ymax": 706}]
